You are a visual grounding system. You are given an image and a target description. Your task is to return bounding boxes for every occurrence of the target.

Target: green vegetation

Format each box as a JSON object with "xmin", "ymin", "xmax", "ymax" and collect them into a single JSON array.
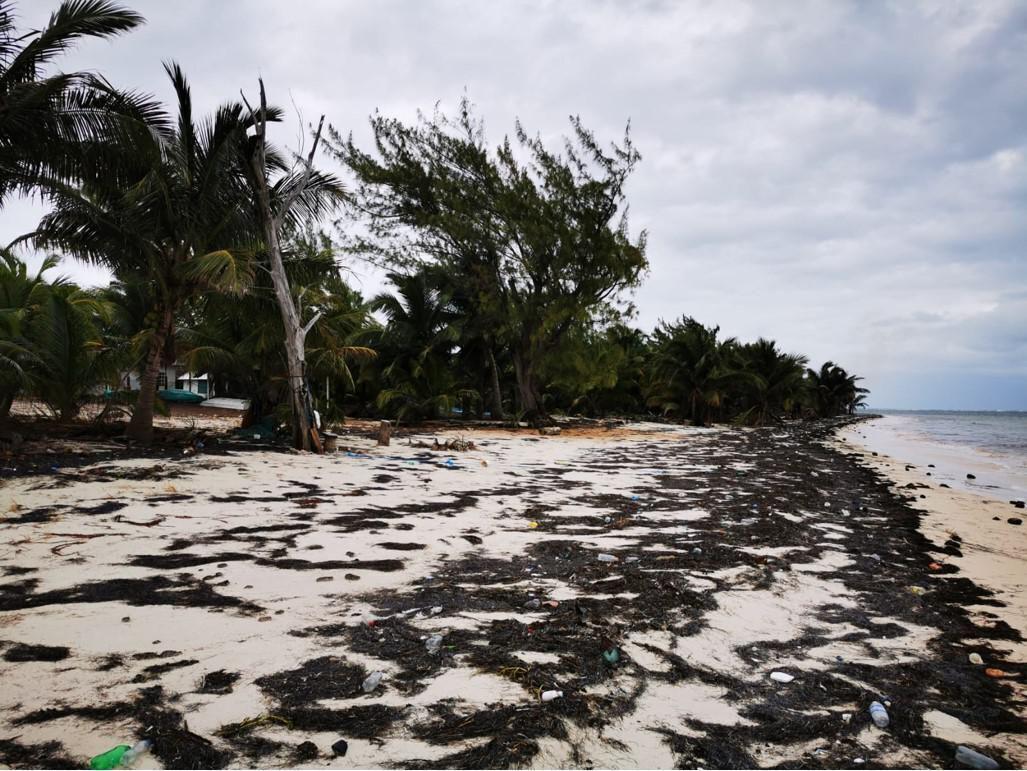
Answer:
[{"xmin": 0, "ymin": 1, "xmax": 868, "ymax": 445}]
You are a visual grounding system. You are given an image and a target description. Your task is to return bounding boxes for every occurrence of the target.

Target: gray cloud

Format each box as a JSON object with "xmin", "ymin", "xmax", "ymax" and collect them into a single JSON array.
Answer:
[{"xmin": 3, "ymin": 0, "xmax": 1025, "ymax": 408}]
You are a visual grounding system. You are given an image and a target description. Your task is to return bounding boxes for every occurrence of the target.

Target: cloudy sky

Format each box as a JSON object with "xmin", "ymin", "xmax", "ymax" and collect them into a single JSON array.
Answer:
[{"xmin": 4, "ymin": 0, "xmax": 1025, "ymax": 409}]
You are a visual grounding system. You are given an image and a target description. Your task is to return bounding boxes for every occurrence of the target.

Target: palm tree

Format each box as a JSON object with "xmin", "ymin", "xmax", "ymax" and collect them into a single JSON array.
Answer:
[
  {"xmin": 0, "ymin": 0, "xmax": 160, "ymax": 203},
  {"xmin": 806, "ymin": 361, "xmax": 869, "ymax": 416},
  {"xmin": 736, "ymin": 338, "xmax": 809, "ymax": 425},
  {"xmin": 30, "ymin": 63, "xmax": 257, "ymax": 443},
  {"xmin": 371, "ymin": 271, "xmax": 466, "ymax": 421},
  {"xmin": 180, "ymin": 232, "xmax": 375, "ymax": 426},
  {"xmin": 0, "ymin": 251, "xmax": 57, "ymax": 419},
  {"xmin": 648, "ymin": 317, "xmax": 740, "ymax": 426},
  {"xmin": 23, "ymin": 281, "xmax": 115, "ymax": 421}
]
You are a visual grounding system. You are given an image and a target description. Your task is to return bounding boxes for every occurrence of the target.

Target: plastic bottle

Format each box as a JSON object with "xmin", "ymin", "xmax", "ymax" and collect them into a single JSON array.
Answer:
[
  {"xmin": 954, "ymin": 745, "xmax": 998, "ymax": 770},
  {"xmin": 362, "ymin": 671, "xmax": 384, "ymax": 692},
  {"xmin": 869, "ymin": 701, "xmax": 889, "ymax": 728},
  {"xmin": 121, "ymin": 741, "xmax": 152, "ymax": 767},
  {"xmin": 425, "ymin": 634, "xmax": 444, "ymax": 654},
  {"xmin": 541, "ymin": 690, "xmax": 563, "ymax": 702},
  {"xmin": 770, "ymin": 671, "xmax": 794, "ymax": 683},
  {"xmin": 90, "ymin": 740, "xmax": 151, "ymax": 770},
  {"xmin": 597, "ymin": 553, "xmax": 617, "ymax": 563}
]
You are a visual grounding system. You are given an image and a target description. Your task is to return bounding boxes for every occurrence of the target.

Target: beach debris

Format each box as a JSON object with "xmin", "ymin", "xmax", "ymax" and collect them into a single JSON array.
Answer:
[
  {"xmin": 362, "ymin": 671, "xmax": 384, "ymax": 692},
  {"xmin": 541, "ymin": 689, "xmax": 563, "ymax": 702},
  {"xmin": 524, "ymin": 598, "xmax": 541, "ymax": 610},
  {"xmin": 909, "ymin": 586, "xmax": 926, "ymax": 596},
  {"xmin": 955, "ymin": 745, "xmax": 999, "ymax": 770},
  {"xmin": 869, "ymin": 700, "xmax": 890, "ymax": 728},
  {"xmin": 413, "ymin": 436, "xmax": 476, "ymax": 452},
  {"xmin": 425, "ymin": 633, "xmax": 444, "ymax": 654},
  {"xmin": 984, "ymin": 668, "xmax": 1008, "ymax": 678},
  {"xmin": 377, "ymin": 420, "xmax": 392, "ymax": 446},
  {"xmin": 841, "ymin": 713, "xmax": 852, "ymax": 723},
  {"xmin": 528, "ymin": 521, "xmax": 540, "ymax": 529},
  {"xmin": 770, "ymin": 671, "xmax": 794, "ymax": 683},
  {"xmin": 542, "ymin": 600, "xmax": 560, "ymax": 608},
  {"xmin": 429, "ymin": 605, "xmax": 443, "ymax": 615},
  {"xmin": 928, "ymin": 562, "xmax": 943, "ymax": 571},
  {"xmin": 331, "ymin": 739, "xmax": 348, "ymax": 757},
  {"xmin": 602, "ymin": 647, "xmax": 620, "ymax": 664},
  {"xmin": 539, "ymin": 426, "xmax": 562, "ymax": 436},
  {"xmin": 294, "ymin": 742, "xmax": 318, "ymax": 761},
  {"xmin": 597, "ymin": 553, "xmax": 618, "ymax": 563},
  {"xmin": 969, "ymin": 653, "xmax": 984, "ymax": 665},
  {"xmin": 89, "ymin": 740, "xmax": 151, "ymax": 769}
]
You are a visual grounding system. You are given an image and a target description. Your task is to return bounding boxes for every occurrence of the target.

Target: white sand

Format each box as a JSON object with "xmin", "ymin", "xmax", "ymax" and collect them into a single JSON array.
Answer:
[{"xmin": 0, "ymin": 421, "xmax": 1022, "ymax": 768}]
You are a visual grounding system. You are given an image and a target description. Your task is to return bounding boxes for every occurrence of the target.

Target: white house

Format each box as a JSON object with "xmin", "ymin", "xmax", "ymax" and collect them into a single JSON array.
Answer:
[{"xmin": 123, "ymin": 364, "xmax": 214, "ymax": 397}]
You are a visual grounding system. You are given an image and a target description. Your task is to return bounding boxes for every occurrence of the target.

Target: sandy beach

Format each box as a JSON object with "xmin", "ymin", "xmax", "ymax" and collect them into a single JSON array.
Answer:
[{"xmin": 1, "ymin": 418, "xmax": 1025, "ymax": 769}]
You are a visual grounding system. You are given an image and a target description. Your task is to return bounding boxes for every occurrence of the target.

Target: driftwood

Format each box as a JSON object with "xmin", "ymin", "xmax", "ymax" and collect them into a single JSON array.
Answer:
[{"xmin": 410, "ymin": 436, "xmax": 476, "ymax": 452}]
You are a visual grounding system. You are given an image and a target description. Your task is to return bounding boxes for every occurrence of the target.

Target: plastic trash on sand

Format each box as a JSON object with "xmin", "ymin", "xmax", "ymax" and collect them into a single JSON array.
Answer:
[
  {"xmin": 603, "ymin": 648, "xmax": 620, "ymax": 664},
  {"xmin": 541, "ymin": 690, "xmax": 563, "ymax": 702},
  {"xmin": 955, "ymin": 745, "xmax": 999, "ymax": 770},
  {"xmin": 869, "ymin": 700, "xmax": 890, "ymax": 728},
  {"xmin": 90, "ymin": 740, "xmax": 151, "ymax": 769},
  {"xmin": 362, "ymin": 671, "xmax": 384, "ymax": 692},
  {"xmin": 969, "ymin": 652, "xmax": 984, "ymax": 665},
  {"xmin": 597, "ymin": 553, "xmax": 617, "ymax": 563},
  {"xmin": 425, "ymin": 634, "xmax": 444, "ymax": 654},
  {"xmin": 769, "ymin": 671, "xmax": 794, "ymax": 683}
]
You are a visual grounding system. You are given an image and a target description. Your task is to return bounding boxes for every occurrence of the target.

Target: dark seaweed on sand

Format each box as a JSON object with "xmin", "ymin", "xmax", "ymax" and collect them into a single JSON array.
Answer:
[{"xmin": 5, "ymin": 416, "xmax": 1026, "ymax": 769}]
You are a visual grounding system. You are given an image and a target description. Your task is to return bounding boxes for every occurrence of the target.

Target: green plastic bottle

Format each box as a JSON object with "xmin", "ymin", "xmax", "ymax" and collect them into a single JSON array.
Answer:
[
  {"xmin": 90, "ymin": 745, "xmax": 131, "ymax": 770},
  {"xmin": 90, "ymin": 740, "xmax": 152, "ymax": 769}
]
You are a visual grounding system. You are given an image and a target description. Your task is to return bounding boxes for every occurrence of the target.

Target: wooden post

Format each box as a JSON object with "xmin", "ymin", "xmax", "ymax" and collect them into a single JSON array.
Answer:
[{"xmin": 377, "ymin": 420, "xmax": 392, "ymax": 447}]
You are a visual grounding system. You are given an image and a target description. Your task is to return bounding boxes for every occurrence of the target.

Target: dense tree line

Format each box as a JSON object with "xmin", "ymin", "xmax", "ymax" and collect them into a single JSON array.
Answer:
[{"xmin": 0, "ymin": 1, "xmax": 867, "ymax": 444}]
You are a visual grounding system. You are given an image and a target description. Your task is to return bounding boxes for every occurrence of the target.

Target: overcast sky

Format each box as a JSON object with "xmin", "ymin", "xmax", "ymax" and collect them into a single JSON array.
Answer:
[{"xmin": 3, "ymin": 0, "xmax": 1025, "ymax": 409}]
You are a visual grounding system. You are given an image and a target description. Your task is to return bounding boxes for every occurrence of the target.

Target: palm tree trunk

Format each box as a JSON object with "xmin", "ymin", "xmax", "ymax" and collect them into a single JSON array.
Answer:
[
  {"xmin": 487, "ymin": 347, "xmax": 505, "ymax": 420},
  {"xmin": 127, "ymin": 305, "xmax": 173, "ymax": 444}
]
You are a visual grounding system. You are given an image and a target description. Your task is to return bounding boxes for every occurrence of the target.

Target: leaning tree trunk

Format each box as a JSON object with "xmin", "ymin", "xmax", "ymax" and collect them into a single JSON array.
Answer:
[
  {"xmin": 245, "ymin": 80, "xmax": 324, "ymax": 452},
  {"xmin": 487, "ymin": 347, "xmax": 505, "ymax": 420},
  {"xmin": 127, "ymin": 305, "xmax": 173, "ymax": 445},
  {"xmin": 260, "ymin": 204, "xmax": 314, "ymax": 451}
]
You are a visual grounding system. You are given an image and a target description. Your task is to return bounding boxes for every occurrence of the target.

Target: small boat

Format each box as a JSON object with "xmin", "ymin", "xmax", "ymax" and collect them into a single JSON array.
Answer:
[{"xmin": 157, "ymin": 388, "xmax": 205, "ymax": 404}]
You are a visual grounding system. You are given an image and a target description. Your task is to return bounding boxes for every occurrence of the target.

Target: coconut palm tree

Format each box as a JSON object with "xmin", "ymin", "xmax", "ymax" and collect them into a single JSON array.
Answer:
[
  {"xmin": 371, "ymin": 271, "xmax": 467, "ymax": 421},
  {"xmin": 806, "ymin": 361, "xmax": 869, "ymax": 416},
  {"xmin": 648, "ymin": 317, "xmax": 740, "ymax": 426},
  {"xmin": 0, "ymin": 251, "xmax": 57, "ymax": 419},
  {"xmin": 179, "ymin": 232, "xmax": 375, "ymax": 425},
  {"xmin": 736, "ymin": 338, "xmax": 809, "ymax": 425},
  {"xmin": 0, "ymin": 0, "xmax": 160, "ymax": 203},
  {"xmin": 30, "ymin": 63, "xmax": 258, "ymax": 443}
]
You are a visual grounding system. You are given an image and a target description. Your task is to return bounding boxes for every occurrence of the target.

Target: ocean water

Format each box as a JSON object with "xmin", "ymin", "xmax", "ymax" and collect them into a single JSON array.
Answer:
[{"xmin": 851, "ymin": 410, "xmax": 1027, "ymax": 503}]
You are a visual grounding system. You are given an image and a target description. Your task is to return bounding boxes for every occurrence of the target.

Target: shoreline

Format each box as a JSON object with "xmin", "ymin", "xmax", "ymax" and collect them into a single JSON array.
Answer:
[
  {"xmin": 1, "ymin": 418, "xmax": 1025, "ymax": 769},
  {"xmin": 837, "ymin": 418, "xmax": 1027, "ymax": 647}
]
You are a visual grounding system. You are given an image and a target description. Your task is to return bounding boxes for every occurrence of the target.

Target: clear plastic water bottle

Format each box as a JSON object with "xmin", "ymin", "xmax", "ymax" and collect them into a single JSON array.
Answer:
[
  {"xmin": 120, "ymin": 740, "xmax": 152, "ymax": 767},
  {"xmin": 955, "ymin": 745, "xmax": 998, "ymax": 770},
  {"xmin": 362, "ymin": 671, "xmax": 384, "ymax": 692}
]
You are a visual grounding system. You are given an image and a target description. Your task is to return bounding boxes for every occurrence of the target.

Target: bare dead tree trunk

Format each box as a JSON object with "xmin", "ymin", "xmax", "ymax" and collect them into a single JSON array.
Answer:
[
  {"xmin": 377, "ymin": 420, "xmax": 392, "ymax": 446},
  {"xmin": 244, "ymin": 80, "xmax": 325, "ymax": 452}
]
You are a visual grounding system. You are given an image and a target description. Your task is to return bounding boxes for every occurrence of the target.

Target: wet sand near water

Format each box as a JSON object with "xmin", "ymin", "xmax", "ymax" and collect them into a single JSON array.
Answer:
[{"xmin": 1, "ymin": 418, "xmax": 1024, "ymax": 769}]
